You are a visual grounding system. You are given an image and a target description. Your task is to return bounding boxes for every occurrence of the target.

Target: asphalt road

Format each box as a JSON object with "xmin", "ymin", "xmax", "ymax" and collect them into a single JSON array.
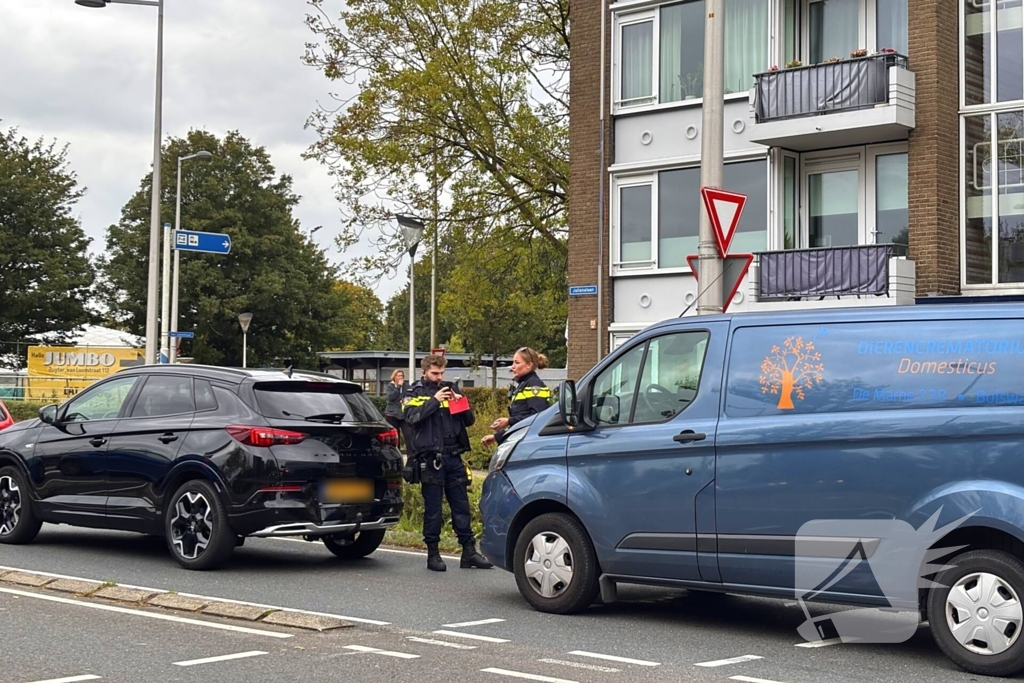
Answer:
[{"xmin": 0, "ymin": 524, "xmax": 998, "ymax": 683}]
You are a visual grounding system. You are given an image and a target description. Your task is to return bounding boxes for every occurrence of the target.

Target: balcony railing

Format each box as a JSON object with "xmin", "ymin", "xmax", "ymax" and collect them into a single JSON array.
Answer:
[
  {"xmin": 753, "ymin": 53, "xmax": 909, "ymax": 123},
  {"xmin": 755, "ymin": 244, "xmax": 910, "ymax": 300}
]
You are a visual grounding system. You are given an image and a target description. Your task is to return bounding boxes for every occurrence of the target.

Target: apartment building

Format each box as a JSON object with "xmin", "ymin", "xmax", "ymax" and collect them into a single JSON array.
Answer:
[{"xmin": 566, "ymin": 0, "xmax": 1020, "ymax": 378}]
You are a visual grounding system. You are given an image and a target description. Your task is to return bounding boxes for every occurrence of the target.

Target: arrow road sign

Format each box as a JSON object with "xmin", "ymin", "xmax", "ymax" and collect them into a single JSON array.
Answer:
[
  {"xmin": 569, "ymin": 285, "xmax": 598, "ymax": 296},
  {"xmin": 174, "ymin": 229, "xmax": 232, "ymax": 255},
  {"xmin": 168, "ymin": 331, "xmax": 194, "ymax": 339},
  {"xmin": 700, "ymin": 187, "xmax": 747, "ymax": 257},
  {"xmin": 686, "ymin": 253, "xmax": 754, "ymax": 314}
]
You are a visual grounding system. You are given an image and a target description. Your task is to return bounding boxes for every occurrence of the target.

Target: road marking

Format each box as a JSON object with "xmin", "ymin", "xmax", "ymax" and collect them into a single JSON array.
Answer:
[
  {"xmin": 0, "ymin": 564, "xmax": 389, "ymax": 625},
  {"xmin": 695, "ymin": 655, "xmax": 763, "ymax": 667},
  {"xmin": 343, "ymin": 645, "xmax": 420, "ymax": 659},
  {"xmin": 566, "ymin": 650, "xmax": 660, "ymax": 666},
  {"xmin": 432, "ymin": 629, "xmax": 510, "ymax": 643},
  {"xmin": 442, "ymin": 618, "xmax": 506, "ymax": 628},
  {"xmin": 0, "ymin": 587, "xmax": 292, "ymax": 639},
  {"xmin": 174, "ymin": 651, "xmax": 268, "ymax": 667},
  {"xmin": 730, "ymin": 677, "xmax": 787, "ymax": 683},
  {"xmin": 538, "ymin": 658, "xmax": 620, "ymax": 673},
  {"xmin": 481, "ymin": 668, "xmax": 577, "ymax": 683},
  {"xmin": 405, "ymin": 636, "xmax": 477, "ymax": 649},
  {"xmin": 795, "ymin": 638, "xmax": 843, "ymax": 648},
  {"xmin": 27, "ymin": 677, "xmax": 101, "ymax": 683}
]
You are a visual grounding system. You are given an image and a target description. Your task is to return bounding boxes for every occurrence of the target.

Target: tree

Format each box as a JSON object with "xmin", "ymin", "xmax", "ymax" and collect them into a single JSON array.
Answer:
[
  {"xmin": 0, "ymin": 125, "xmax": 95, "ymax": 363},
  {"xmin": 97, "ymin": 130, "xmax": 374, "ymax": 368},
  {"xmin": 759, "ymin": 336, "xmax": 825, "ymax": 410},
  {"xmin": 303, "ymin": 0, "xmax": 569, "ymax": 281},
  {"xmin": 327, "ymin": 280, "xmax": 384, "ymax": 351}
]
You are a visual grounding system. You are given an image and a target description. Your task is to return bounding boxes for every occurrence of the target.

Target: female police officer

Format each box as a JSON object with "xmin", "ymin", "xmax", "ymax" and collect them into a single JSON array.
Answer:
[{"xmin": 483, "ymin": 346, "xmax": 552, "ymax": 447}]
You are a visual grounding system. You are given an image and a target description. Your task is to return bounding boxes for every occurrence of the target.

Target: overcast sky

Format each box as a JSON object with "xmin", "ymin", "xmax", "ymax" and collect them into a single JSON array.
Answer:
[{"xmin": 1, "ymin": 0, "xmax": 406, "ymax": 304}]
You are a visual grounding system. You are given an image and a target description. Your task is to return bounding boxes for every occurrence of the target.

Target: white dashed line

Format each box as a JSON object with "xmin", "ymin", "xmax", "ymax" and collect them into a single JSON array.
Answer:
[
  {"xmin": 0, "ymin": 587, "xmax": 292, "ymax": 639},
  {"xmin": 795, "ymin": 638, "xmax": 843, "ymax": 648},
  {"xmin": 432, "ymin": 629, "xmax": 510, "ymax": 643},
  {"xmin": 730, "ymin": 677, "xmax": 787, "ymax": 683},
  {"xmin": 537, "ymin": 658, "xmax": 620, "ymax": 673},
  {"xmin": 566, "ymin": 650, "xmax": 660, "ymax": 666},
  {"xmin": 27, "ymin": 677, "xmax": 102, "ymax": 683},
  {"xmin": 343, "ymin": 645, "xmax": 420, "ymax": 659},
  {"xmin": 481, "ymin": 668, "xmax": 577, "ymax": 683},
  {"xmin": 442, "ymin": 618, "xmax": 506, "ymax": 628},
  {"xmin": 173, "ymin": 651, "xmax": 268, "ymax": 667},
  {"xmin": 694, "ymin": 654, "xmax": 764, "ymax": 667},
  {"xmin": 405, "ymin": 636, "xmax": 477, "ymax": 649}
]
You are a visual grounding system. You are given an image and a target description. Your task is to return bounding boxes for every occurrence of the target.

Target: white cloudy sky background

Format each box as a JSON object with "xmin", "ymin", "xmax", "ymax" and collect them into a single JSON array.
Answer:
[{"xmin": 1, "ymin": 0, "xmax": 407, "ymax": 304}]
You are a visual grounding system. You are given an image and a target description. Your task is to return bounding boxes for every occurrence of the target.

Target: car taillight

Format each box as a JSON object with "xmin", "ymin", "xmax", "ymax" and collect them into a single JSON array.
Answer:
[
  {"xmin": 226, "ymin": 425, "xmax": 308, "ymax": 447},
  {"xmin": 376, "ymin": 428, "xmax": 399, "ymax": 447}
]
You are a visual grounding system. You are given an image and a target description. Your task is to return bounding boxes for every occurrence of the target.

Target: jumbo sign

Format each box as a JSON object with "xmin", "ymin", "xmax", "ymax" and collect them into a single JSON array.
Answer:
[{"xmin": 27, "ymin": 346, "xmax": 143, "ymax": 380}]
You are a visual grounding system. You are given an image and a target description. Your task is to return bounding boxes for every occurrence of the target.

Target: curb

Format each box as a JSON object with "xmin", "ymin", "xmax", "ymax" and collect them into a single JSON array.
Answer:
[{"xmin": 0, "ymin": 569, "xmax": 354, "ymax": 632}]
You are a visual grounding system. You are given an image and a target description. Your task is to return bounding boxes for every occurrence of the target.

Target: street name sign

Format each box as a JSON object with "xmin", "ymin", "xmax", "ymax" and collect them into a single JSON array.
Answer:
[{"xmin": 569, "ymin": 285, "xmax": 598, "ymax": 296}]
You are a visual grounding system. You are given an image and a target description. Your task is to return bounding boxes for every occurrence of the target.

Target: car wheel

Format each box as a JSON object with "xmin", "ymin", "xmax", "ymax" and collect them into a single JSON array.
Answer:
[
  {"xmin": 928, "ymin": 549, "xmax": 1024, "ymax": 677},
  {"xmin": 514, "ymin": 513, "xmax": 600, "ymax": 614},
  {"xmin": 0, "ymin": 466, "xmax": 41, "ymax": 544},
  {"xmin": 165, "ymin": 480, "xmax": 234, "ymax": 570},
  {"xmin": 322, "ymin": 529, "xmax": 386, "ymax": 559}
]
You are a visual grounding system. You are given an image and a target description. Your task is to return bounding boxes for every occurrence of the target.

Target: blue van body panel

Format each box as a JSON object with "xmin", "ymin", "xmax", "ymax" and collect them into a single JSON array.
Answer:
[
  {"xmin": 695, "ymin": 480, "xmax": 721, "ymax": 582},
  {"xmin": 480, "ymin": 470, "xmax": 520, "ymax": 571},
  {"xmin": 907, "ymin": 479, "xmax": 1024, "ymax": 543}
]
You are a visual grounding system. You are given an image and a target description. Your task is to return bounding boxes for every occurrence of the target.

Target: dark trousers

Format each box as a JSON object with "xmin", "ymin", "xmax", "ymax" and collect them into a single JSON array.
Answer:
[{"xmin": 421, "ymin": 453, "xmax": 473, "ymax": 546}]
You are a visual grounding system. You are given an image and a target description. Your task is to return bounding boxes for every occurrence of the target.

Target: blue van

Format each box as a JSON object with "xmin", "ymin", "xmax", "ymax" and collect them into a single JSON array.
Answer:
[{"xmin": 480, "ymin": 304, "xmax": 1024, "ymax": 677}]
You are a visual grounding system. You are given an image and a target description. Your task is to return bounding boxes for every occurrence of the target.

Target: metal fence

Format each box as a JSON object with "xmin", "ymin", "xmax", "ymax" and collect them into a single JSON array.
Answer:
[{"xmin": 755, "ymin": 244, "xmax": 909, "ymax": 300}]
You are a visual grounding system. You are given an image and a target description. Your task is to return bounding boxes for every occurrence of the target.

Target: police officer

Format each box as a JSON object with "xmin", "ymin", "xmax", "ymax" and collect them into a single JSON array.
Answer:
[
  {"xmin": 404, "ymin": 354, "xmax": 493, "ymax": 572},
  {"xmin": 483, "ymin": 347, "xmax": 552, "ymax": 447}
]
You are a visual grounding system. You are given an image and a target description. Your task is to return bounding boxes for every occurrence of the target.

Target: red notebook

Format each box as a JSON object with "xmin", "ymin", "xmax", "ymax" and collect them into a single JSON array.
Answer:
[{"xmin": 448, "ymin": 395, "xmax": 471, "ymax": 415}]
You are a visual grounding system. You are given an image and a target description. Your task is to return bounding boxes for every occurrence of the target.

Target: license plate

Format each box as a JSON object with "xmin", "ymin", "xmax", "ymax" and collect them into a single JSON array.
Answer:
[{"xmin": 320, "ymin": 479, "xmax": 374, "ymax": 504}]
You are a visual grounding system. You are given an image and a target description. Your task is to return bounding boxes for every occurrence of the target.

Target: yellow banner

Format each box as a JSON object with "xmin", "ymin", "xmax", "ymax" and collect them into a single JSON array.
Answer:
[{"xmin": 27, "ymin": 346, "xmax": 144, "ymax": 379}]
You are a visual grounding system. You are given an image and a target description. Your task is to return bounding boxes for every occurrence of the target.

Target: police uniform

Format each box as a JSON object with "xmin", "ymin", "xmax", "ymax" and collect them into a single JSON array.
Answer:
[
  {"xmin": 403, "ymin": 378, "xmax": 492, "ymax": 571},
  {"xmin": 495, "ymin": 370, "xmax": 552, "ymax": 443}
]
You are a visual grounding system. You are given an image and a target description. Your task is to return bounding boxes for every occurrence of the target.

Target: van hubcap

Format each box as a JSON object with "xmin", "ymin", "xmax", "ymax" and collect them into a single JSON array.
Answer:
[
  {"xmin": 0, "ymin": 476, "xmax": 21, "ymax": 536},
  {"xmin": 170, "ymin": 491, "xmax": 213, "ymax": 560},
  {"xmin": 524, "ymin": 531, "xmax": 573, "ymax": 599},
  {"xmin": 946, "ymin": 571, "xmax": 1023, "ymax": 655}
]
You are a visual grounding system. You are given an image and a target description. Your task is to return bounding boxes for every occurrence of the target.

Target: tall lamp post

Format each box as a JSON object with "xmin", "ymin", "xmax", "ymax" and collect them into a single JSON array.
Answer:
[
  {"xmin": 238, "ymin": 313, "xmax": 253, "ymax": 368},
  {"xmin": 168, "ymin": 150, "xmax": 214, "ymax": 363},
  {"xmin": 76, "ymin": 0, "xmax": 164, "ymax": 364},
  {"xmin": 396, "ymin": 215, "xmax": 424, "ymax": 380}
]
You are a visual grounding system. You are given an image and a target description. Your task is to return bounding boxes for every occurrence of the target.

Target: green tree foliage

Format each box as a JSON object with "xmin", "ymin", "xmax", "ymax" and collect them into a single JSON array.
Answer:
[
  {"xmin": 0, "ymin": 126, "xmax": 96, "ymax": 356},
  {"xmin": 97, "ymin": 130, "xmax": 379, "ymax": 368}
]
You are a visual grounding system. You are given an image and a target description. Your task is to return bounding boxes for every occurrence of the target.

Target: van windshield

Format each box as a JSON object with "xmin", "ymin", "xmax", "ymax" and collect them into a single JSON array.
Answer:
[{"xmin": 253, "ymin": 381, "xmax": 381, "ymax": 423}]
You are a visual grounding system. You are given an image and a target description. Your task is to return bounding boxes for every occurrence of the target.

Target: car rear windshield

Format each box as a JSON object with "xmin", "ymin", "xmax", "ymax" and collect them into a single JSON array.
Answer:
[{"xmin": 253, "ymin": 381, "xmax": 381, "ymax": 423}]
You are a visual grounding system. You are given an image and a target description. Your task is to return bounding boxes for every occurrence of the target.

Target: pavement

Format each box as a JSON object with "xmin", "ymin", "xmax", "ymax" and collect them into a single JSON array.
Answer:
[{"xmin": 0, "ymin": 524, "xmax": 994, "ymax": 683}]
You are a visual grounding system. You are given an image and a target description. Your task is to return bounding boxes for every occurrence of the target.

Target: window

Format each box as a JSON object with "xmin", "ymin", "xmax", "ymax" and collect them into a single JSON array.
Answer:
[
  {"xmin": 876, "ymin": 0, "xmax": 908, "ymax": 55},
  {"xmin": 590, "ymin": 343, "xmax": 645, "ymax": 425},
  {"xmin": 254, "ymin": 381, "xmax": 382, "ymax": 423},
  {"xmin": 872, "ymin": 152, "xmax": 909, "ymax": 246},
  {"xmin": 964, "ymin": 0, "xmax": 1024, "ymax": 106},
  {"xmin": 620, "ymin": 183, "xmax": 654, "ymax": 266},
  {"xmin": 808, "ymin": 0, "xmax": 859, "ymax": 63},
  {"xmin": 131, "ymin": 376, "xmax": 195, "ymax": 418},
  {"xmin": 621, "ymin": 18, "xmax": 655, "ymax": 106},
  {"xmin": 195, "ymin": 380, "xmax": 218, "ymax": 412},
  {"xmin": 63, "ymin": 376, "xmax": 139, "ymax": 423}
]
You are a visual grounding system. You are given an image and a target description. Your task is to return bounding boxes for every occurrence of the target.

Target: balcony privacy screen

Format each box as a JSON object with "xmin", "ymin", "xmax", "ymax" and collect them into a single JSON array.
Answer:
[{"xmin": 758, "ymin": 245, "xmax": 896, "ymax": 298}]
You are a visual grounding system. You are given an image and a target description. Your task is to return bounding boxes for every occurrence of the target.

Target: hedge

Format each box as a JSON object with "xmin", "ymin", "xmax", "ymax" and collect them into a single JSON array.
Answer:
[{"xmin": 5, "ymin": 401, "xmax": 56, "ymax": 423}]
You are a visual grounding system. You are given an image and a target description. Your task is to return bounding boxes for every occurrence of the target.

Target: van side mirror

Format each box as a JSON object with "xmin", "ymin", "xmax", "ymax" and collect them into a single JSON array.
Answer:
[
  {"xmin": 558, "ymin": 380, "xmax": 579, "ymax": 427},
  {"xmin": 39, "ymin": 405, "xmax": 58, "ymax": 425}
]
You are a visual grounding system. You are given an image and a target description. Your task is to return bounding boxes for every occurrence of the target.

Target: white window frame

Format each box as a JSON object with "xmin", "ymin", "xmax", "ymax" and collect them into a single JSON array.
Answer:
[
  {"xmin": 612, "ymin": 173, "xmax": 658, "ymax": 272},
  {"xmin": 865, "ymin": 143, "xmax": 910, "ymax": 245},
  {"xmin": 771, "ymin": 149, "xmax": 803, "ymax": 250},
  {"xmin": 801, "ymin": 0, "xmax": 867, "ymax": 62},
  {"xmin": 801, "ymin": 149, "xmax": 867, "ymax": 248}
]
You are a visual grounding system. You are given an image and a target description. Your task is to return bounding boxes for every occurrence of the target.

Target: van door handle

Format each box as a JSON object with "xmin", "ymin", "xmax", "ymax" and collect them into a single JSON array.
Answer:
[
  {"xmin": 673, "ymin": 431, "xmax": 706, "ymax": 444},
  {"xmin": 89, "ymin": 437, "xmax": 107, "ymax": 447},
  {"xmin": 158, "ymin": 433, "xmax": 179, "ymax": 444}
]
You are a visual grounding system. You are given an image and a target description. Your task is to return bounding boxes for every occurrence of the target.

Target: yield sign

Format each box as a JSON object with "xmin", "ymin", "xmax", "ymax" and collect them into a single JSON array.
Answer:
[
  {"xmin": 686, "ymin": 253, "xmax": 754, "ymax": 313},
  {"xmin": 701, "ymin": 187, "xmax": 747, "ymax": 257}
]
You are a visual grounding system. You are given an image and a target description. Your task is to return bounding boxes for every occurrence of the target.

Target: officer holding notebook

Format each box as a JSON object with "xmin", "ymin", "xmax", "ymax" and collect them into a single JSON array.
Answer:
[{"xmin": 403, "ymin": 353, "xmax": 493, "ymax": 572}]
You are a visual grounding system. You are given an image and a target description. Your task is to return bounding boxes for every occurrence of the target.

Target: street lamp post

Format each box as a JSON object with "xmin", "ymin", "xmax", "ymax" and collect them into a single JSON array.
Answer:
[
  {"xmin": 168, "ymin": 150, "xmax": 214, "ymax": 363},
  {"xmin": 396, "ymin": 215, "xmax": 425, "ymax": 380},
  {"xmin": 76, "ymin": 0, "xmax": 164, "ymax": 364},
  {"xmin": 238, "ymin": 313, "xmax": 253, "ymax": 368}
]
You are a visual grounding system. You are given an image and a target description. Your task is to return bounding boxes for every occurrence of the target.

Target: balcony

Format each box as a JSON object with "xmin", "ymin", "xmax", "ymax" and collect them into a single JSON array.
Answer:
[
  {"xmin": 749, "ymin": 244, "xmax": 916, "ymax": 309},
  {"xmin": 748, "ymin": 53, "xmax": 915, "ymax": 151}
]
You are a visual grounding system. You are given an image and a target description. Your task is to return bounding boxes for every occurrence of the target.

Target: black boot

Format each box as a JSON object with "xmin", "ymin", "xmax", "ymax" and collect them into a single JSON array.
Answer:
[
  {"xmin": 460, "ymin": 540, "xmax": 494, "ymax": 569},
  {"xmin": 426, "ymin": 543, "xmax": 446, "ymax": 572}
]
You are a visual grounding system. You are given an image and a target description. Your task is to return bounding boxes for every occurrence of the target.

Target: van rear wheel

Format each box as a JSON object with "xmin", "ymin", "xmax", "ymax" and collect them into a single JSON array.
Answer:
[
  {"xmin": 928, "ymin": 549, "xmax": 1024, "ymax": 677},
  {"xmin": 514, "ymin": 513, "xmax": 599, "ymax": 614}
]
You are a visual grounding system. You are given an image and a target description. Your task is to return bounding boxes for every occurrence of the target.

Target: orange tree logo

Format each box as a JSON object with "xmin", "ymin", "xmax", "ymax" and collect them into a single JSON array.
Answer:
[{"xmin": 759, "ymin": 336, "xmax": 825, "ymax": 410}]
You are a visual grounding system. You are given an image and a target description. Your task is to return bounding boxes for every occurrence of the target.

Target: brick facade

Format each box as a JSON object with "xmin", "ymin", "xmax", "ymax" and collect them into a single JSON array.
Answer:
[{"xmin": 567, "ymin": 0, "xmax": 613, "ymax": 380}]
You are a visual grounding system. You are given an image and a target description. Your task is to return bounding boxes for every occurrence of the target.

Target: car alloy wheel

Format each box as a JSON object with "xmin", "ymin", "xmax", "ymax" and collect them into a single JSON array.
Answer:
[
  {"xmin": 945, "ymin": 571, "xmax": 1024, "ymax": 656},
  {"xmin": 0, "ymin": 475, "xmax": 21, "ymax": 536},
  {"xmin": 523, "ymin": 531, "xmax": 575, "ymax": 599},
  {"xmin": 170, "ymin": 491, "xmax": 214, "ymax": 560}
]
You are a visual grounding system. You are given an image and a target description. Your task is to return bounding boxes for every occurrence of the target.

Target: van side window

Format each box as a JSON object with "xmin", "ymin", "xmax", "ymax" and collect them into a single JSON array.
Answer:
[
  {"xmin": 590, "ymin": 342, "xmax": 645, "ymax": 425},
  {"xmin": 632, "ymin": 332, "xmax": 710, "ymax": 423}
]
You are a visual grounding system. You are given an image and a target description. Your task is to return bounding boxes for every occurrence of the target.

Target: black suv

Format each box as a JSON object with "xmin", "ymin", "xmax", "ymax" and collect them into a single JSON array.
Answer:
[{"xmin": 0, "ymin": 365, "xmax": 404, "ymax": 569}]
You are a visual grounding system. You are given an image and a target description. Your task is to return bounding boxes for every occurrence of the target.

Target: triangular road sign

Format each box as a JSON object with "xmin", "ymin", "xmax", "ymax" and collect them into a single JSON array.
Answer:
[
  {"xmin": 701, "ymin": 187, "xmax": 747, "ymax": 257},
  {"xmin": 686, "ymin": 253, "xmax": 754, "ymax": 313}
]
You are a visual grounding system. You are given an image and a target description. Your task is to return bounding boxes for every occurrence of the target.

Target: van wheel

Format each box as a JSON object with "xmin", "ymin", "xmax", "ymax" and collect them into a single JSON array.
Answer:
[
  {"xmin": 0, "ymin": 466, "xmax": 41, "ymax": 544},
  {"xmin": 165, "ymin": 480, "xmax": 234, "ymax": 570},
  {"xmin": 322, "ymin": 529, "xmax": 386, "ymax": 559},
  {"xmin": 514, "ymin": 513, "xmax": 599, "ymax": 614},
  {"xmin": 928, "ymin": 549, "xmax": 1024, "ymax": 677}
]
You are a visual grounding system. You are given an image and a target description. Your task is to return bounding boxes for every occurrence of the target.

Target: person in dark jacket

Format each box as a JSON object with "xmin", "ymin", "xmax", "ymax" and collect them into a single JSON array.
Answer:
[
  {"xmin": 483, "ymin": 347, "xmax": 552, "ymax": 447},
  {"xmin": 384, "ymin": 369, "xmax": 412, "ymax": 458},
  {"xmin": 404, "ymin": 354, "xmax": 493, "ymax": 572}
]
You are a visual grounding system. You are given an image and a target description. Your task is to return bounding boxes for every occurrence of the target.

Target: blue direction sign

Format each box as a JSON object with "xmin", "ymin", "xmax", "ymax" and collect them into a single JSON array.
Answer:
[
  {"xmin": 168, "ymin": 331, "xmax": 194, "ymax": 339},
  {"xmin": 174, "ymin": 229, "xmax": 231, "ymax": 255},
  {"xmin": 569, "ymin": 285, "xmax": 598, "ymax": 297}
]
